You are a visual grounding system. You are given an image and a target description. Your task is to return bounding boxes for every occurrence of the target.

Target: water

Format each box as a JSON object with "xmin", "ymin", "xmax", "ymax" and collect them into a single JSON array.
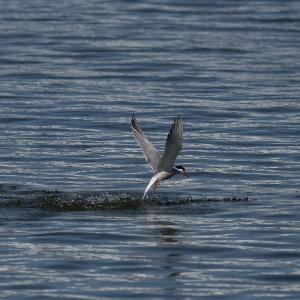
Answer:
[{"xmin": 0, "ymin": 0, "xmax": 300, "ymax": 299}]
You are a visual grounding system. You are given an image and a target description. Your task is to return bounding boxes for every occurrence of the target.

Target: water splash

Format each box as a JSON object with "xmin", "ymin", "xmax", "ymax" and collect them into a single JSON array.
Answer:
[{"xmin": 0, "ymin": 184, "xmax": 250, "ymax": 210}]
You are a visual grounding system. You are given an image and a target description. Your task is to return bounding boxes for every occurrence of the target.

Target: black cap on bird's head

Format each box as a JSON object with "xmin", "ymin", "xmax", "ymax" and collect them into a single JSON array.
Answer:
[{"xmin": 175, "ymin": 165, "xmax": 189, "ymax": 177}]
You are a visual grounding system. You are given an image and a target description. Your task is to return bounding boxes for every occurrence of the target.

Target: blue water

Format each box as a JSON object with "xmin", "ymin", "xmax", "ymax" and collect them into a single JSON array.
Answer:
[{"xmin": 1, "ymin": 0, "xmax": 300, "ymax": 299}]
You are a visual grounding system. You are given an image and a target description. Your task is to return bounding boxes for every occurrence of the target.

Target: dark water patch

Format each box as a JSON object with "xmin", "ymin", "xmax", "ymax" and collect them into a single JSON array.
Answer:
[
  {"xmin": 251, "ymin": 17, "xmax": 300, "ymax": 24},
  {"xmin": 32, "ymin": 230, "xmax": 137, "ymax": 244},
  {"xmin": 0, "ymin": 33, "xmax": 37, "ymax": 40},
  {"xmin": 0, "ymin": 117, "xmax": 36, "ymax": 123},
  {"xmin": 182, "ymin": 47, "xmax": 254, "ymax": 54},
  {"xmin": 0, "ymin": 58, "xmax": 41, "ymax": 65},
  {"xmin": 261, "ymin": 251, "xmax": 300, "ymax": 259},
  {"xmin": 258, "ymin": 273, "xmax": 300, "ymax": 283},
  {"xmin": 3, "ymin": 284, "xmax": 51, "ymax": 291},
  {"xmin": 41, "ymin": 259, "xmax": 99, "ymax": 271}
]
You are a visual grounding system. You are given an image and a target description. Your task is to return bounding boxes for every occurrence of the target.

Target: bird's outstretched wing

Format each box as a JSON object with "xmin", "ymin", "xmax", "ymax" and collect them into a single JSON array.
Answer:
[
  {"xmin": 158, "ymin": 116, "xmax": 183, "ymax": 172},
  {"xmin": 131, "ymin": 115, "xmax": 161, "ymax": 173}
]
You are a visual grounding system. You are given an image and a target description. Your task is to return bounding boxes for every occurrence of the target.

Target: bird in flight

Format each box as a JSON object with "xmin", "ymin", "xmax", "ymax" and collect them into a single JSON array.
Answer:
[{"xmin": 131, "ymin": 115, "xmax": 189, "ymax": 200}]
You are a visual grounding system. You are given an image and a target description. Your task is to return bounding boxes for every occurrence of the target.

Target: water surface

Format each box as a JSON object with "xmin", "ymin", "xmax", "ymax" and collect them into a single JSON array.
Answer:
[{"xmin": 0, "ymin": 0, "xmax": 300, "ymax": 299}]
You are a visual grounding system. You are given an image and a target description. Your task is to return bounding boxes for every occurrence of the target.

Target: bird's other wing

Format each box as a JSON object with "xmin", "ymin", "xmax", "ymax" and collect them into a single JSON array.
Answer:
[
  {"xmin": 131, "ymin": 115, "xmax": 161, "ymax": 173},
  {"xmin": 158, "ymin": 116, "xmax": 183, "ymax": 172}
]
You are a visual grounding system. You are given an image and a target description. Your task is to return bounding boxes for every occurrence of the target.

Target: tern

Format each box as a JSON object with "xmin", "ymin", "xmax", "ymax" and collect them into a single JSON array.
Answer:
[{"xmin": 131, "ymin": 115, "xmax": 189, "ymax": 200}]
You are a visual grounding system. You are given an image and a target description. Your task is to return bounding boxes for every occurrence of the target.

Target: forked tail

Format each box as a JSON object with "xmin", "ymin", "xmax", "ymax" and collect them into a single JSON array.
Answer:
[{"xmin": 142, "ymin": 176, "xmax": 157, "ymax": 200}]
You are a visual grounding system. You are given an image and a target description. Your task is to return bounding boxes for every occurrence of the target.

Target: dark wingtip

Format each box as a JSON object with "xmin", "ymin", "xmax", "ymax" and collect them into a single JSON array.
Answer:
[
  {"xmin": 131, "ymin": 113, "xmax": 136, "ymax": 124},
  {"xmin": 131, "ymin": 114, "xmax": 140, "ymax": 132}
]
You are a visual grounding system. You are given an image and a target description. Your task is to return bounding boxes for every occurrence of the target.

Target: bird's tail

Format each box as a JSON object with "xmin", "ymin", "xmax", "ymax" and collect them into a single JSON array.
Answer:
[{"xmin": 142, "ymin": 176, "xmax": 157, "ymax": 200}]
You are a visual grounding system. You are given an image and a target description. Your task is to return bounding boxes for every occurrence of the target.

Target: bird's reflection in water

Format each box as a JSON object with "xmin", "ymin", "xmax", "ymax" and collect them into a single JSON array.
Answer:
[
  {"xmin": 147, "ymin": 216, "xmax": 184, "ymax": 297},
  {"xmin": 159, "ymin": 225, "xmax": 178, "ymax": 244}
]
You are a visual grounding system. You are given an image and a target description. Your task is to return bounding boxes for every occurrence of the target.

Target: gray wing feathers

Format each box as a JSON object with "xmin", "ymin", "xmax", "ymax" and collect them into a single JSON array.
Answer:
[
  {"xmin": 131, "ymin": 116, "xmax": 161, "ymax": 172},
  {"xmin": 158, "ymin": 116, "xmax": 182, "ymax": 171}
]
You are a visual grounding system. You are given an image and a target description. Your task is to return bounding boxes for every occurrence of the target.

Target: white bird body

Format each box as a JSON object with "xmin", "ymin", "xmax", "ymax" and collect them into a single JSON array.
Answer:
[{"xmin": 131, "ymin": 115, "xmax": 188, "ymax": 200}]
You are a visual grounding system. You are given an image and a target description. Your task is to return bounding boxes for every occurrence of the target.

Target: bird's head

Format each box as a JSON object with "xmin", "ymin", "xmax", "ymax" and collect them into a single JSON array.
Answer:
[{"xmin": 175, "ymin": 165, "xmax": 189, "ymax": 177}]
